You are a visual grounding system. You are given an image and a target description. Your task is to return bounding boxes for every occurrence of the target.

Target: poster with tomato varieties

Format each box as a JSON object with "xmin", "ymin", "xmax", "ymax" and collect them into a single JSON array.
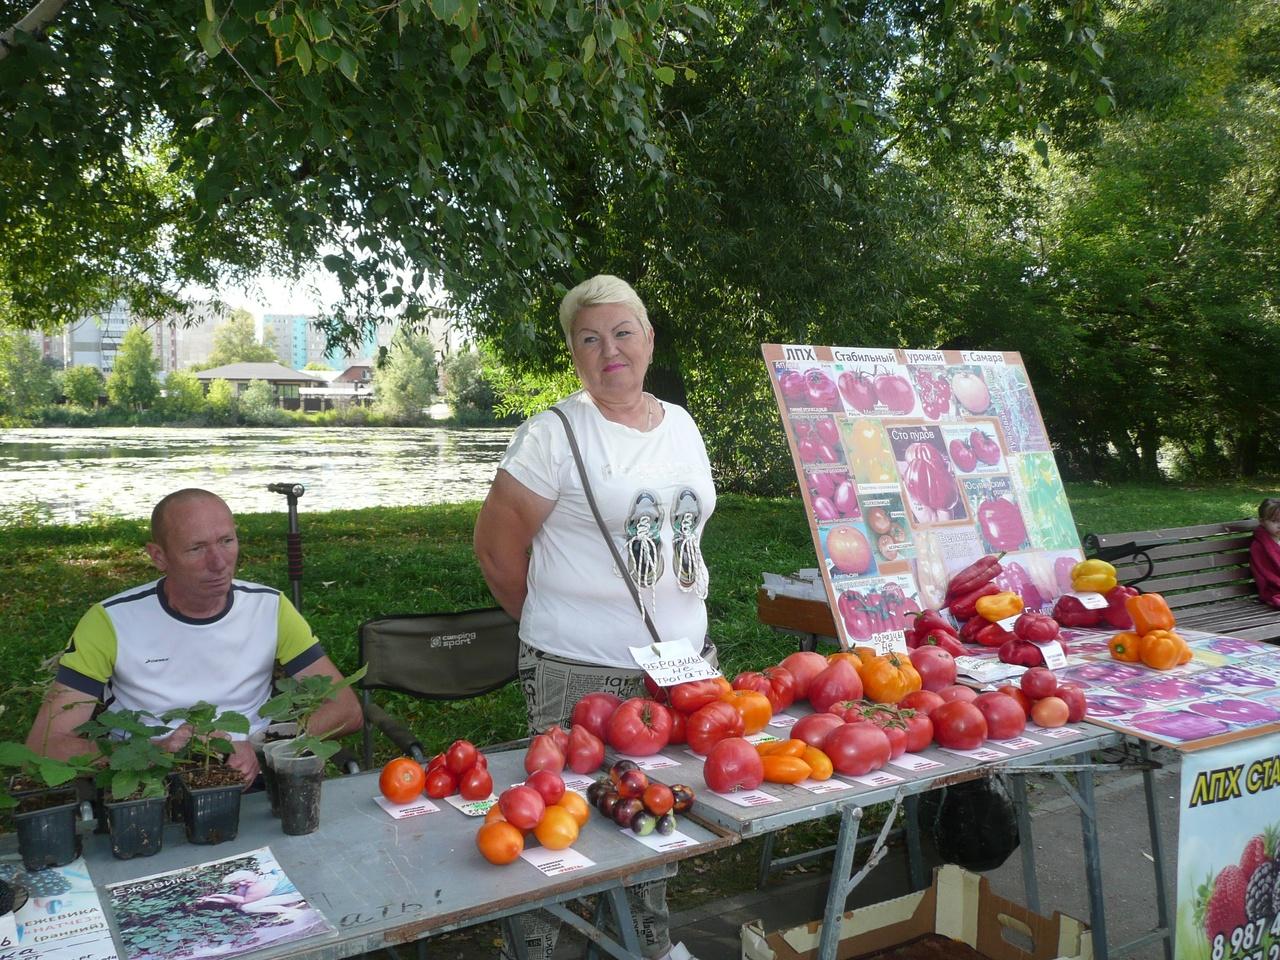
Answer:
[
  {"xmin": 764, "ymin": 343, "xmax": 1083, "ymax": 652},
  {"xmin": 1175, "ymin": 733, "xmax": 1280, "ymax": 960}
]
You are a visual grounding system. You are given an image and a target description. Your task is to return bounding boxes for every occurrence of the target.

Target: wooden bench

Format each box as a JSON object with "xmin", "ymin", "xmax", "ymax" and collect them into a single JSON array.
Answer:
[{"xmin": 1084, "ymin": 518, "xmax": 1279, "ymax": 643}]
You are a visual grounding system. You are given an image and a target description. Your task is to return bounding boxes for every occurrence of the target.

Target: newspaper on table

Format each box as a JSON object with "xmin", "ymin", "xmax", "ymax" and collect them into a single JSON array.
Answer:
[
  {"xmin": 0, "ymin": 858, "xmax": 117, "ymax": 960},
  {"xmin": 105, "ymin": 847, "xmax": 332, "ymax": 960}
]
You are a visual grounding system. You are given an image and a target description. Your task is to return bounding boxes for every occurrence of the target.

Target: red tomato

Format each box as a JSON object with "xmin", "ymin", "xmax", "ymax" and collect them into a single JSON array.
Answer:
[
  {"xmin": 425, "ymin": 752, "xmax": 446, "ymax": 773},
  {"xmin": 826, "ymin": 699, "xmax": 868, "ymax": 723},
  {"xmin": 807, "ymin": 660, "xmax": 863, "ymax": 712},
  {"xmin": 732, "ymin": 667, "xmax": 797, "ymax": 713},
  {"xmin": 424, "ymin": 766, "xmax": 458, "ymax": 799},
  {"xmin": 931, "ymin": 701, "xmax": 988, "ymax": 750},
  {"xmin": 458, "ymin": 764, "xmax": 493, "ymax": 801},
  {"xmin": 571, "ymin": 692, "xmax": 622, "ymax": 742},
  {"xmin": 823, "ymin": 722, "xmax": 892, "ymax": 775},
  {"xmin": 936, "ymin": 684, "xmax": 978, "ymax": 704},
  {"xmin": 902, "ymin": 711, "xmax": 934, "ymax": 752},
  {"xmin": 445, "ymin": 739, "xmax": 478, "ymax": 776},
  {"xmin": 778, "ymin": 651, "xmax": 829, "ymax": 698},
  {"xmin": 703, "ymin": 737, "xmax": 764, "ymax": 793},
  {"xmin": 606, "ymin": 698, "xmax": 673, "ymax": 756},
  {"xmin": 668, "ymin": 679, "xmax": 726, "ymax": 713},
  {"xmin": 524, "ymin": 733, "xmax": 566, "ymax": 774},
  {"xmin": 908, "ymin": 647, "xmax": 957, "ymax": 692},
  {"xmin": 525, "ymin": 769, "xmax": 566, "ymax": 807},
  {"xmin": 498, "ymin": 784, "xmax": 545, "ymax": 830},
  {"xmin": 667, "ymin": 709, "xmax": 688, "ymax": 746},
  {"xmin": 541, "ymin": 725, "xmax": 570, "ymax": 755},
  {"xmin": 899, "ymin": 689, "xmax": 946, "ymax": 716},
  {"xmin": 566, "ymin": 724, "xmax": 605, "ymax": 774},
  {"xmin": 996, "ymin": 684, "xmax": 1033, "ymax": 718},
  {"xmin": 686, "ymin": 700, "xmax": 744, "ymax": 755},
  {"xmin": 379, "ymin": 757, "xmax": 426, "ymax": 804},
  {"xmin": 1021, "ymin": 667, "xmax": 1058, "ymax": 700},
  {"xmin": 879, "ymin": 722, "xmax": 908, "ymax": 759},
  {"xmin": 642, "ymin": 783, "xmax": 675, "ymax": 816},
  {"xmin": 1031, "ymin": 696, "xmax": 1069, "ymax": 728},
  {"xmin": 973, "ymin": 692, "xmax": 1027, "ymax": 741},
  {"xmin": 791, "ymin": 711, "xmax": 845, "ymax": 748},
  {"xmin": 1056, "ymin": 683, "xmax": 1088, "ymax": 723}
]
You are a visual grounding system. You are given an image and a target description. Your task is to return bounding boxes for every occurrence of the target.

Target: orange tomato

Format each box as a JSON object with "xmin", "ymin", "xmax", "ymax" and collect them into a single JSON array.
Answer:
[
  {"xmin": 860, "ymin": 652, "xmax": 922, "ymax": 703},
  {"xmin": 761, "ymin": 755, "xmax": 811, "ymax": 784},
  {"xmin": 484, "ymin": 804, "xmax": 507, "ymax": 824},
  {"xmin": 476, "ymin": 821, "xmax": 524, "ymax": 864},
  {"xmin": 533, "ymin": 805, "xmax": 580, "ymax": 850},
  {"xmin": 826, "ymin": 651, "xmax": 864, "ymax": 673},
  {"xmin": 756, "ymin": 738, "xmax": 806, "ymax": 757},
  {"xmin": 801, "ymin": 745, "xmax": 833, "ymax": 781},
  {"xmin": 711, "ymin": 676, "xmax": 733, "ymax": 697},
  {"xmin": 719, "ymin": 689, "xmax": 773, "ymax": 734},
  {"xmin": 379, "ymin": 757, "xmax": 426, "ymax": 805},
  {"xmin": 1108, "ymin": 632, "xmax": 1142, "ymax": 663},
  {"xmin": 556, "ymin": 792, "xmax": 590, "ymax": 828}
]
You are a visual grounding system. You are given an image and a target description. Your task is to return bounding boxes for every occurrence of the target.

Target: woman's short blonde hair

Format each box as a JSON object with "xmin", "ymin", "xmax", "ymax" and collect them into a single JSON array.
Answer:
[{"xmin": 558, "ymin": 275, "xmax": 650, "ymax": 343}]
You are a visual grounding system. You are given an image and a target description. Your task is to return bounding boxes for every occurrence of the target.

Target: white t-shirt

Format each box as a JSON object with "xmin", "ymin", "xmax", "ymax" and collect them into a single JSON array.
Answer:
[{"xmin": 499, "ymin": 390, "xmax": 716, "ymax": 667}]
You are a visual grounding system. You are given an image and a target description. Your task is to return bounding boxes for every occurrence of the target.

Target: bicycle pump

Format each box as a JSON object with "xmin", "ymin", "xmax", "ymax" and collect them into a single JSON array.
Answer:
[{"xmin": 267, "ymin": 482, "xmax": 306, "ymax": 612}]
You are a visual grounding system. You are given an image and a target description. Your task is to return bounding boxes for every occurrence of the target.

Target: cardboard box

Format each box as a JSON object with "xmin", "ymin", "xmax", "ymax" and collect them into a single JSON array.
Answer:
[{"xmin": 741, "ymin": 865, "xmax": 1091, "ymax": 960}]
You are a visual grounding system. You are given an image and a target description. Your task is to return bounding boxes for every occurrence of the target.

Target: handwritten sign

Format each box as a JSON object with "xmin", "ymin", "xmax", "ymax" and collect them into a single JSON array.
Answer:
[{"xmin": 629, "ymin": 638, "xmax": 720, "ymax": 686}]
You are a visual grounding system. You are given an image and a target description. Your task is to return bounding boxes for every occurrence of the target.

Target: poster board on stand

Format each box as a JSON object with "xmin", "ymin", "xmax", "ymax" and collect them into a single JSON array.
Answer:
[{"xmin": 762, "ymin": 344, "xmax": 1083, "ymax": 652}]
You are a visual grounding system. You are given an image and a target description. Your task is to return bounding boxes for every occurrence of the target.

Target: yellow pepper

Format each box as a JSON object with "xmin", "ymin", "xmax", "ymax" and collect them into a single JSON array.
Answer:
[
  {"xmin": 1071, "ymin": 558, "xmax": 1117, "ymax": 593},
  {"xmin": 974, "ymin": 591, "xmax": 1024, "ymax": 622}
]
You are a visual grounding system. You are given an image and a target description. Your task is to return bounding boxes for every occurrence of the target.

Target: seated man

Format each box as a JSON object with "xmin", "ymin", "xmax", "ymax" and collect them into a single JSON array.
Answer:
[{"xmin": 25, "ymin": 488, "xmax": 362, "ymax": 784}]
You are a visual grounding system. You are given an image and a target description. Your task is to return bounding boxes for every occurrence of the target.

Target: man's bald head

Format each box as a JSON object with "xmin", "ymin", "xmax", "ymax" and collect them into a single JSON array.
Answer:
[{"xmin": 150, "ymin": 489, "xmax": 230, "ymax": 550}]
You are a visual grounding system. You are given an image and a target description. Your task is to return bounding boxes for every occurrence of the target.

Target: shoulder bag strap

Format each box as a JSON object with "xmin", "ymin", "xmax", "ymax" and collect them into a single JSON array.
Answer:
[{"xmin": 550, "ymin": 405, "xmax": 663, "ymax": 645}]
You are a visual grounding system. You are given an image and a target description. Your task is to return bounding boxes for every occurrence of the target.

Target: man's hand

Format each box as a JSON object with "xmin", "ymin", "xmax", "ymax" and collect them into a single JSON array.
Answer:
[
  {"xmin": 226, "ymin": 739, "xmax": 260, "ymax": 787},
  {"xmin": 155, "ymin": 723, "xmax": 194, "ymax": 754}
]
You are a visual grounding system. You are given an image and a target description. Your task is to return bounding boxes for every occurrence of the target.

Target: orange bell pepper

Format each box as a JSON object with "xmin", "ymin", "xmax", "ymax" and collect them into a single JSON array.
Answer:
[
  {"xmin": 975, "ymin": 591, "xmax": 1024, "ymax": 622},
  {"xmin": 1138, "ymin": 629, "xmax": 1185, "ymax": 670},
  {"xmin": 801, "ymin": 745, "xmax": 834, "ymax": 781},
  {"xmin": 761, "ymin": 755, "xmax": 812, "ymax": 784},
  {"xmin": 720, "ymin": 689, "xmax": 773, "ymax": 734},
  {"xmin": 1109, "ymin": 632, "xmax": 1142, "ymax": 663},
  {"xmin": 860, "ymin": 652, "xmax": 923, "ymax": 703},
  {"xmin": 1125, "ymin": 593, "xmax": 1176, "ymax": 634}
]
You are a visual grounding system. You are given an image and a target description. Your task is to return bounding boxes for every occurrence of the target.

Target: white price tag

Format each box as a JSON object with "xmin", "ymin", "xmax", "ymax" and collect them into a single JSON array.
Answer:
[
  {"xmin": 887, "ymin": 753, "xmax": 944, "ymax": 773},
  {"xmin": 714, "ymin": 788, "xmax": 781, "ymax": 807},
  {"xmin": 747, "ymin": 732, "xmax": 779, "ymax": 744},
  {"xmin": 990, "ymin": 736, "xmax": 1041, "ymax": 752},
  {"xmin": 1066, "ymin": 591, "xmax": 1109, "ymax": 610},
  {"xmin": 629, "ymin": 638, "xmax": 720, "ymax": 686},
  {"xmin": 443, "ymin": 793, "xmax": 496, "ymax": 817},
  {"xmin": 940, "ymin": 745, "xmax": 1009, "ymax": 762},
  {"xmin": 846, "ymin": 769, "xmax": 905, "ymax": 787},
  {"xmin": 1038, "ymin": 725, "xmax": 1084, "ymax": 740},
  {"xmin": 956, "ymin": 657, "xmax": 1025, "ymax": 684},
  {"xmin": 768, "ymin": 712, "xmax": 800, "ymax": 729},
  {"xmin": 520, "ymin": 846, "xmax": 595, "ymax": 876},
  {"xmin": 1034, "ymin": 639, "xmax": 1068, "ymax": 669},
  {"xmin": 617, "ymin": 752, "xmax": 683, "ymax": 770},
  {"xmin": 795, "ymin": 777, "xmax": 855, "ymax": 794},
  {"xmin": 374, "ymin": 794, "xmax": 443, "ymax": 819},
  {"xmin": 562, "ymin": 773, "xmax": 597, "ymax": 793},
  {"xmin": 996, "ymin": 613, "xmax": 1022, "ymax": 632},
  {"xmin": 622, "ymin": 826, "xmax": 700, "ymax": 851}
]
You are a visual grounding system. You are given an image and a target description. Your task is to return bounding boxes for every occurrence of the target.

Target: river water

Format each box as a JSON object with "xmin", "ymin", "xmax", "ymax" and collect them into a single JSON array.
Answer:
[{"xmin": 0, "ymin": 426, "xmax": 513, "ymax": 525}]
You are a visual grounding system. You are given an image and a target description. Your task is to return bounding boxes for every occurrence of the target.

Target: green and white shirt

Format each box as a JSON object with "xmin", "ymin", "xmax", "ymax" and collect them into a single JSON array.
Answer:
[{"xmin": 57, "ymin": 578, "xmax": 323, "ymax": 737}]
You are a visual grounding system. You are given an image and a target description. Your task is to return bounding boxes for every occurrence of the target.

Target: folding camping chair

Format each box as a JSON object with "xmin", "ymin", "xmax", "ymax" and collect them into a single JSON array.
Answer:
[{"xmin": 357, "ymin": 606, "xmax": 521, "ymax": 768}]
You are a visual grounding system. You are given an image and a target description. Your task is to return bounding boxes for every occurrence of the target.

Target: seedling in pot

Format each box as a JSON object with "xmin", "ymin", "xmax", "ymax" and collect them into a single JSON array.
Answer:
[
  {"xmin": 259, "ymin": 665, "xmax": 366, "ymax": 761},
  {"xmin": 0, "ymin": 742, "xmax": 98, "ymax": 810},
  {"xmin": 161, "ymin": 701, "xmax": 250, "ymax": 774},
  {"xmin": 75, "ymin": 709, "xmax": 175, "ymax": 801}
]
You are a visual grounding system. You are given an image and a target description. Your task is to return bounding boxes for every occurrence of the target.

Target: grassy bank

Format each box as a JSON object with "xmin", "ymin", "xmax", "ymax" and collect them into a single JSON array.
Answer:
[{"xmin": 1, "ymin": 479, "xmax": 1272, "ymax": 753}]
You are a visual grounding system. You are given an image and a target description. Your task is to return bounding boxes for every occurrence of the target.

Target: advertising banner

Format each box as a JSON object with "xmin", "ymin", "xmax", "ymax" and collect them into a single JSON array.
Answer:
[
  {"xmin": 1176, "ymin": 733, "xmax": 1280, "ymax": 960},
  {"xmin": 763, "ymin": 344, "xmax": 1082, "ymax": 651}
]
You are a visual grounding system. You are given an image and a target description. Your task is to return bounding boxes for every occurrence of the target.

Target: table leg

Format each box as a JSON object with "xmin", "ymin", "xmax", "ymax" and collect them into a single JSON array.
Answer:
[
  {"xmin": 1140, "ymin": 741, "xmax": 1174, "ymax": 960},
  {"xmin": 544, "ymin": 887, "xmax": 642, "ymax": 960},
  {"xmin": 1075, "ymin": 754, "xmax": 1110, "ymax": 960},
  {"xmin": 499, "ymin": 915, "xmax": 531, "ymax": 960},
  {"xmin": 903, "ymin": 793, "xmax": 926, "ymax": 892},
  {"xmin": 817, "ymin": 804, "xmax": 864, "ymax": 960},
  {"xmin": 1010, "ymin": 773, "xmax": 1041, "ymax": 914}
]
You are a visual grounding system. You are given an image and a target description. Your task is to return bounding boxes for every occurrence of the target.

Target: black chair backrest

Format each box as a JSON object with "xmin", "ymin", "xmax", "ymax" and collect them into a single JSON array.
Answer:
[{"xmin": 357, "ymin": 606, "xmax": 520, "ymax": 700}]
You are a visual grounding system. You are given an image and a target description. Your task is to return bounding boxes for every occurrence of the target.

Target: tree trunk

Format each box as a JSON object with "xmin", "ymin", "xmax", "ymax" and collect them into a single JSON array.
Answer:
[
  {"xmin": 1234, "ymin": 428, "xmax": 1261, "ymax": 478},
  {"xmin": 1137, "ymin": 424, "xmax": 1162, "ymax": 479}
]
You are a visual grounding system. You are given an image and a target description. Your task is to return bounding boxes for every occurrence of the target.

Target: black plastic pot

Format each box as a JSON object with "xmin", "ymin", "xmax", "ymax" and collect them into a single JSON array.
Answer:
[
  {"xmin": 273, "ymin": 747, "xmax": 324, "ymax": 836},
  {"xmin": 105, "ymin": 795, "xmax": 166, "ymax": 859},
  {"xmin": 176, "ymin": 778, "xmax": 242, "ymax": 845},
  {"xmin": 13, "ymin": 792, "xmax": 80, "ymax": 870}
]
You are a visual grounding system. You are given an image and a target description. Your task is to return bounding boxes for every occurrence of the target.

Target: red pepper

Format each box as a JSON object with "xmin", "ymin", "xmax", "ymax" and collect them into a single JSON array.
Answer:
[
  {"xmin": 975, "ymin": 621, "xmax": 1012, "ymax": 648},
  {"xmin": 1013, "ymin": 611, "xmax": 1060, "ymax": 643},
  {"xmin": 959, "ymin": 616, "xmax": 987, "ymax": 643},
  {"xmin": 944, "ymin": 553, "xmax": 1006, "ymax": 602},
  {"xmin": 917, "ymin": 627, "xmax": 966, "ymax": 658},
  {"xmin": 906, "ymin": 609, "xmax": 957, "ymax": 646},
  {"xmin": 1101, "ymin": 585, "xmax": 1140, "ymax": 629},
  {"xmin": 1052, "ymin": 595, "xmax": 1102, "ymax": 628},
  {"xmin": 948, "ymin": 581, "xmax": 1002, "ymax": 621},
  {"xmin": 999, "ymin": 638, "xmax": 1045, "ymax": 667}
]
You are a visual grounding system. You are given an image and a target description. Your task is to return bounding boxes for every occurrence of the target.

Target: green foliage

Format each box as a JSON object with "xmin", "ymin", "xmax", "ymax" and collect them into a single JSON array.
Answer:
[
  {"xmin": 373, "ymin": 330, "xmax": 437, "ymax": 422},
  {"xmin": 160, "ymin": 702, "xmax": 249, "ymax": 771},
  {"xmin": 60, "ymin": 365, "xmax": 103, "ymax": 409},
  {"xmin": 0, "ymin": 331, "xmax": 56, "ymax": 418},
  {"xmin": 75, "ymin": 709, "xmax": 174, "ymax": 800},
  {"xmin": 205, "ymin": 310, "xmax": 277, "ymax": 367},
  {"xmin": 259, "ymin": 665, "xmax": 367, "ymax": 759},
  {"xmin": 0, "ymin": 741, "xmax": 98, "ymax": 808},
  {"xmin": 105, "ymin": 326, "xmax": 160, "ymax": 411},
  {"xmin": 239, "ymin": 378, "xmax": 286, "ymax": 425},
  {"xmin": 204, "ymin": 378, "xmax": 238, "ymax": 422},
  {"xmin": 163, "ymin": 369, "xmax": 206, "ymax": 419},
  {"xmin": 440, "ymin": 346, "xmax": 497, "ymax": 417}
]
